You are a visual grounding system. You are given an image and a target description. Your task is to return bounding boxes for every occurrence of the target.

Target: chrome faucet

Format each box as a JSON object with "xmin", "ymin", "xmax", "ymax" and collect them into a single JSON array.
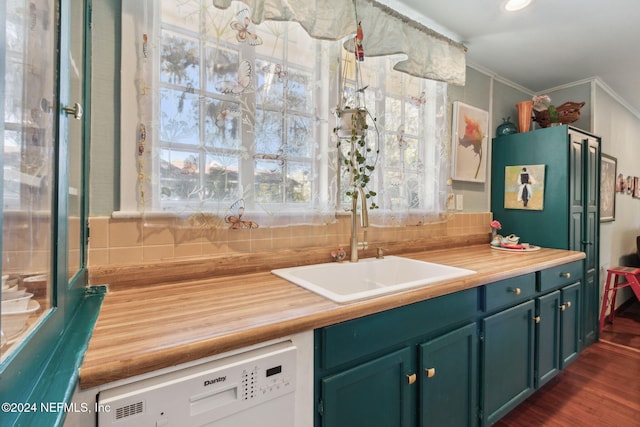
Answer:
[{"xmin": 350, "ymin": 187, "xmax": 369, "ymax": 262}]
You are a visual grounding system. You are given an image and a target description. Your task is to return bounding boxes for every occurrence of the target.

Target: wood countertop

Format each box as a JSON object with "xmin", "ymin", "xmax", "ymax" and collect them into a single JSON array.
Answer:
[{"xmin": 79, "ymin": 245, "xmax": 585, "ymax": 389}]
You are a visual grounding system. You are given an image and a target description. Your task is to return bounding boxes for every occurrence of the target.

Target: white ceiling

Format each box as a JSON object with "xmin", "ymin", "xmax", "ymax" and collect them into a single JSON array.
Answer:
[{"xmin": 391, "ymin": 0, "xmax": 640, "ymax": 115}]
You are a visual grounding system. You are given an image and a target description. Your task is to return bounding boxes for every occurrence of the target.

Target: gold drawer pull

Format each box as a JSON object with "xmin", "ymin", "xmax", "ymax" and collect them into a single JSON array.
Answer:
[
  {"xmin": 425, "ymin": 368, "xmax": 436, "ymax": 378},
  {"xmin": 512, "ymin": 287, "xmax": 521, "ymax": 295},
  {"xmin": 560, "ymin": 272, "xmax": 571, "ymax": 279},
  {"xmin": 534, "ymin": 316, "xmax": 541, "ymax": 324},
  {"xmin": 407, "ymin": 373, "xmax": 417, "ymax": 384}
]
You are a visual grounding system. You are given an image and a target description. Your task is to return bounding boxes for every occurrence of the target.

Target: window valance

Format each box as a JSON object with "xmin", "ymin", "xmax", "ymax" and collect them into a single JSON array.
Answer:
[{"xmin": 212, "ymin": 0, "xmax": 466, "ymax": 85}]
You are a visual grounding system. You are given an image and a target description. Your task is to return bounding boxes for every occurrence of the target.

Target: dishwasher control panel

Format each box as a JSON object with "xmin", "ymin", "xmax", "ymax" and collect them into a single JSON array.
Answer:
[{"xmin": 98, "ymin": 341, "xmax": 297, "ymax": 427}]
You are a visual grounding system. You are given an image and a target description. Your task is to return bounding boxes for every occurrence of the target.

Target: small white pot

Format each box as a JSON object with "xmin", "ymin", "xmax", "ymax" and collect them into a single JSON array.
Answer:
[{"xmin": 335, "ymin": 108, "xmax": 367, "ymax": 139}]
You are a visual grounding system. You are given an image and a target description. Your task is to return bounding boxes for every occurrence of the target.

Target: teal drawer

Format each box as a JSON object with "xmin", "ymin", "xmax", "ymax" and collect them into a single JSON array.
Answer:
[
  {"xmin": 320, "ymin": 288, "xmax": 479, "ymax": 370},
  {"xmin": 538, "ymin": 261, "xmax": 583, "ymax": 292},
  {"xmin": 484, "ymin": 273, "xmax": 535, "ymax": 312}
]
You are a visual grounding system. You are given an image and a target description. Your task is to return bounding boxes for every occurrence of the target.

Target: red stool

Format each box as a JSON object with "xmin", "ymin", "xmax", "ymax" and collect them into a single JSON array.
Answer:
[{"xmin": 599, "ymin": 266, "xmax": 640, "ymax": 333}]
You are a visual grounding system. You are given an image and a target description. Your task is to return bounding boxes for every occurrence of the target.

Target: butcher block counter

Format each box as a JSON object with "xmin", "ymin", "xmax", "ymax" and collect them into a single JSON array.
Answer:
[{"xmin": 79, "ymin": 245, "xmax": 585, "ymax": 389}]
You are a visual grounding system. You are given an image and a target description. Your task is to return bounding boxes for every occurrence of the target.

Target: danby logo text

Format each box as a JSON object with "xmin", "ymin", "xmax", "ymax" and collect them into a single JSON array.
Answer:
[{"xmin": 204, "ymin": 376, "xmax": 226, "ymax": 387}]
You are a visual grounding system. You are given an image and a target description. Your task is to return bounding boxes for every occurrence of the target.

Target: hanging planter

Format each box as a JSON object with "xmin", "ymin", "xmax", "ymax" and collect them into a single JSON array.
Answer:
[
  {"xmin": 334, "ymin": 19, "xmax": 380, "ymax": 210},
  {"xmin": 335, "ymin": 107, "xmax": 368, "ymax": 139}
]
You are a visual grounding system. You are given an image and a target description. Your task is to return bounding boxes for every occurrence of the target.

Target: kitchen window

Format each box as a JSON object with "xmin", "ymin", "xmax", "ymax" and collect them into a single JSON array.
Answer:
[{"xmin": 120, "ymin": 0, "xmax": 450, "ymax": 227}]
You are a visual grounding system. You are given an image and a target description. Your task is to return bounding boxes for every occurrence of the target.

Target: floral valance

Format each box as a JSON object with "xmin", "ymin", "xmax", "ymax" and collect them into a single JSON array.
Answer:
[{"xmin": 212, "ymin": 0, "xmax": 466, "ymax": 85}]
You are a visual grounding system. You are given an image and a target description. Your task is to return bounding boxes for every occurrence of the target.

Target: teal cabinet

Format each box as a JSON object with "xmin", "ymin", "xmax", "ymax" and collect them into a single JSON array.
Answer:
[
  {"xmin": 570, "ymin": 130, "xmax": 599, "ymax": 346},
  {"xmin": 492, "ymin": 126, "xmax": 600, "ymax": 348},
  {"xmin": 482, "ymin": 300, "xmax": 536, "ymax": 425},
  {"xmin": 534, "ymin": 281, "xmax": 582, "ymax": 389},
  {"xmin": 536, "ymin": 290, "xmax": 561, "ymax": 388},
  {"xmin": 315, "ymin": 289, "xmax": 479, "ymax": 427},
  {"xmin": 419, "ymin": 323, "xmax": 478, "ymax": 427},
  {"xmin": 560, "ymin": 282, "xmax": 581, "ymax": 368},
  {"xmin": 320, "ymin": 347, "xmax": 414, "ymax": 427},
  {"xmin": 315, "ymin": 261, "xmax": 585, "ymax": 427}
]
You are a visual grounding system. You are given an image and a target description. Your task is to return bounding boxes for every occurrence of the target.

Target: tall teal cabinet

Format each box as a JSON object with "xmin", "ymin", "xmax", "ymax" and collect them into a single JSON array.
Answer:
[{"xmin": 491, "ymin": 125, "xmax": 600, "ymax": 347}]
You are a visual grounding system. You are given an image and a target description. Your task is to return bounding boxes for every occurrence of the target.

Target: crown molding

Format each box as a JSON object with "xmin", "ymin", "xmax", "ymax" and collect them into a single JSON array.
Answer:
[
  {"xmin": 466, "ymin": 60, "xmax": 534, "ymax": 96},
  {"xmin": 465, "ymin": 61, "xmax": 640, "ymax": 120},
  {"xmin": 591, "ymin": 77, "xmax": 640, "ymax": 119}
]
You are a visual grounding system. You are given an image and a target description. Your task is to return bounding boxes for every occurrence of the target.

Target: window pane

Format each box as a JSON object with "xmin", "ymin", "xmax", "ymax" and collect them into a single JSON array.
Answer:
[
  {"xmin": 257, "ymin": 60, "xmax": 285, "ymax": 109},
  {"xmin": 287, "ymin": 69, "xmax": 313, "ymax": 112},
  {"xmin": 255, "ymin": 110, "xmax": 283, "ymax": 154},
  {"xmin": 160, "ymin": 88, "xmax": 199, "ymax": 145},
  {"xmin": 206, "ymin": 153, "xmax": 239, "ymax": 200},
  {"xmin": 287, "ymin": 115, "xmax": 313, "ymax": 158},
  {"xmin": 159, "ymin": 149, "xmax": 200, "ymax": 201},
  {"xmin": 255, "ymin": 159, "xmax": 283, "ymax": 203},
  {"xmin": 2, "ymin": 0, "xmax": 55, "ymax": 359},
  {"xmin": 385, "ymin": 97, "xmax": 402, "ymax": 131},
  {"xmin": 205, "ymin": 48, "xmax": 239, "ymax": 94},
  {"xmin": 204, "ymin": 98, "xmax": 241, "ymax": 149},
  {"xmin": 161, "ymin": 31, "xmax": 200, "ymax": 88},
  {"xmin": 287, "ymin": 161, "xmax": 312, "ymax": 203},
  {"xmin": 405, "ymin": 102, "xmax": 421, "ymax": 135}
]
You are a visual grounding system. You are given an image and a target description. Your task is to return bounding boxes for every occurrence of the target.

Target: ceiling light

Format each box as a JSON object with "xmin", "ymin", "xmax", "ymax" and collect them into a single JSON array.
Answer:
[{"xmin": 505, "ymin": 0, "xmax": 532, "ymax": 11}]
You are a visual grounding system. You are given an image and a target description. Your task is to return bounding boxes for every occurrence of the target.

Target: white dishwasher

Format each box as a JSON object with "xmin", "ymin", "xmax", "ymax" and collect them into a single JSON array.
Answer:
[{"xmin": 97, "ymin": 340, "xmax": 297, "ymax": 427}]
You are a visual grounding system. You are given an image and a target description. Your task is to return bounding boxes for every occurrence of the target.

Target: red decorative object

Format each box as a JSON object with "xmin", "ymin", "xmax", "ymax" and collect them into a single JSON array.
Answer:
[{"xmin": 355, "ymin": 21, "xmax": 364, "ymax": 61}]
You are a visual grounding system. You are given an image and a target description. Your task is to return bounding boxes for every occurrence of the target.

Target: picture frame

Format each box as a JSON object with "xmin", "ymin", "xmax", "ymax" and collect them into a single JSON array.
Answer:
[
  {"xmin": 616, "ymin": 173, "xmax": 626, "ymax": 193},
  {"xmin": 504, "ymin": 164, "xmax": 546, "ymax": 210},
  {"xmin": 600, "ymin": 154, "xmax": 616, "ymax": 222},
  {"xmin": 451, "ymin": 102, "xmax": 489, "ymax": 183}
]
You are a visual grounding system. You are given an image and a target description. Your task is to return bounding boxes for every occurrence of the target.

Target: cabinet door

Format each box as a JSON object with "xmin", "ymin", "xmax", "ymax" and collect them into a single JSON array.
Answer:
[
  {"xmin": 419, "ymin": 323, "xmax": 478, "ymax": 427},
  {"xmin": 569, "ymin": 135, "xmax": 584, "ymax": 253},
  {"xmin": 569, "ymin": 130, "xmax": 600, "ymax": 346},
  {"xmin": 583, "ymin": 136, "xmax": 600, "ymax": 345},
  {"xmin": 583, "ymin": 271, "xmax": 598, "ymax": 346},
  {"xmin": 536, "ymin": 291, "xmax": 560, "ymax": 388},
  {"xmin": 560, "ymin": 282, "xmax": 581, "ymax": 367},
  {"xmin": 320, "ymin": 347, "xmax": 414, "ymax": 427},
  {"xmin": 482, "ymin": 300, "xmax": 535, "ymax": 426}
]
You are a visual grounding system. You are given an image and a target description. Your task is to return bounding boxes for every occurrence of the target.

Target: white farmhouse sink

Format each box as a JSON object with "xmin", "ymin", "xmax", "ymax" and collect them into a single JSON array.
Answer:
[{"xmin": 271, "ymin": 256, "xmax": 475, "ymax": 303}]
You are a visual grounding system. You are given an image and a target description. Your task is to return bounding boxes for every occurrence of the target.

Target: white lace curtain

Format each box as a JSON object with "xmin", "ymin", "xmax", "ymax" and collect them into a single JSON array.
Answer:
[
  {"xmin": 120, "ymin": 0, "xmax": 464, "ymax": 228},
  {"xmin": 211, "ymin": 0, "xmax": 466, "ymax": 85}
]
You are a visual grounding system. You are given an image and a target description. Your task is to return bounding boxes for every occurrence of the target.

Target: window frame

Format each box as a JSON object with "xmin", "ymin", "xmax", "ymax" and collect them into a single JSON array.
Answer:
[{"xmin": 118, "ymin": 1, "xmax": 449, "ymax": 223}]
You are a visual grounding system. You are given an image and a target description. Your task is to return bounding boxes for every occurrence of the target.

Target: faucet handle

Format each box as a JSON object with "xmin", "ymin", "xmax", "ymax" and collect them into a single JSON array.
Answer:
[{"xmin": 376, "ymin": 247, "xmax": 385, "ymax": 259}]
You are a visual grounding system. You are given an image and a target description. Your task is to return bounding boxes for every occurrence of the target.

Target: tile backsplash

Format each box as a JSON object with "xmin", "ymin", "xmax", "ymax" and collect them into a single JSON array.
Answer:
[{"xmin": 88, "ymin": 212, "xmax": 493, "ymax": 266}]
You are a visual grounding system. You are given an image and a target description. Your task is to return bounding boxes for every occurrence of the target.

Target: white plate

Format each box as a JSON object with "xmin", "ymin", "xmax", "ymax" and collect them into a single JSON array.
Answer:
[
  {"xmin": 1, "ymin": 293, "xmax": 34, "ymax": 312},
  {"xmin": 1, "ymin": 300, "xmax": 40, "ymax": 338}
]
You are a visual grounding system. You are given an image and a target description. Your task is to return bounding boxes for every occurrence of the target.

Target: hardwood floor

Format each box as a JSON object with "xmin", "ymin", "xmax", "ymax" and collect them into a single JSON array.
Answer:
[
  {"xmin": 599, "ymin": 299, "xmax": 640, "ymax": 350},
  {"xmin": 495, "ymin": 300, "xmax": 640, "ymax": 427}
]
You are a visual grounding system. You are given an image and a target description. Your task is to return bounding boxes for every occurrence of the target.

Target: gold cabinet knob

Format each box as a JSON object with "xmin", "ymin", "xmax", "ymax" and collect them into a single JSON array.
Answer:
[
  {"xmin": 512, "ymin": 287, "xmax": 521, "ymax": 295},
  {"xmin": 560, "ymin": 304, "xmax": 566, "ymax": 311},
  {"xmin": 565, "ymin": 301, "xmax": 572, "ymax": 308},
  {"xmin": 560, "ymin": 272, "xmax": 571, "ymax": 279},
  {"xmin": 406, "ymin": 373, "xmax": 417, "ymax": 384},
  {"xmin": 425, "ymin": 368, "xmax": 436, "ymax": 378},
  {"xmin": 534, "ymin": 316, "xmax": 541, "ymax": 324}
]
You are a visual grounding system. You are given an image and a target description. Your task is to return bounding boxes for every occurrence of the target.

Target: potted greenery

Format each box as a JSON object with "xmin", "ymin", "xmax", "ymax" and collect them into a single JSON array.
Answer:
[{"xmin": 335, "ymin": 106, "xmax": 379, "ymax": 209}]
